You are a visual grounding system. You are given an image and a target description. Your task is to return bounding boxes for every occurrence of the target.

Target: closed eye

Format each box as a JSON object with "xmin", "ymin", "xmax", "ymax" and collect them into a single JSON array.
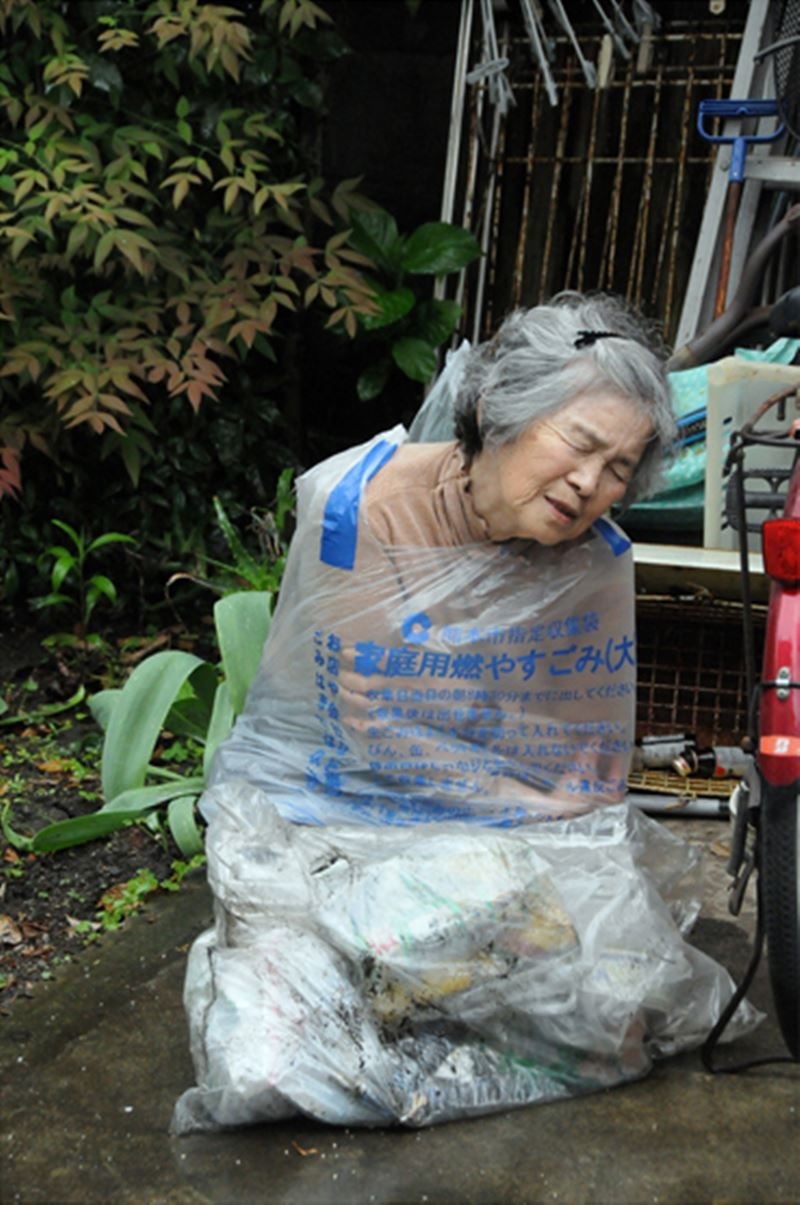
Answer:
[{"xmin": 608, "ymin": 462, "xmax": 633, "ymax": 484}]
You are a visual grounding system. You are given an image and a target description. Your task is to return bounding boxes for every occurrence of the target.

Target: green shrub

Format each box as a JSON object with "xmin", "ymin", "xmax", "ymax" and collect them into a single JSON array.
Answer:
[{"xmin": 0, "ymin": 0, "xmax": 376, "ymax": 498}]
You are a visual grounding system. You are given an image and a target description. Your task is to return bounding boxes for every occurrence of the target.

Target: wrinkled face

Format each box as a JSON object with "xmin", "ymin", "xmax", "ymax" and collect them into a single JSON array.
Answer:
[{"xmin": 472, "ymin": 391, "xmax": 653, "ymax": 545}]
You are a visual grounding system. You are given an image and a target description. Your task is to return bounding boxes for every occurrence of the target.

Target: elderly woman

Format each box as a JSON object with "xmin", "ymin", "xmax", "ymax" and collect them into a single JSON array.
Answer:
[
  {"xmin": 203, "ymin": 292, "xmax": 675, "ymax": 826},
  {"xmin": 173, "ymin": 294, "xmax": 757, "ymax": 1134}
]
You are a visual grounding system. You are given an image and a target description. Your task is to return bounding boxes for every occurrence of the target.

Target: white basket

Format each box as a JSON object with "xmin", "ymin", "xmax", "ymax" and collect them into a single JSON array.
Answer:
[{"xmin": 703, "ymin": 357, "xmax": 800, "ymax": 553}]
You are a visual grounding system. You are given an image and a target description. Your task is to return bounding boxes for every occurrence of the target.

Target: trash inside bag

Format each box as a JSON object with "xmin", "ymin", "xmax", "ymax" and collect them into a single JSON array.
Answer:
[{"xmin": 171, "ymin": 795, "xmax": 760, "ymax": 1133}]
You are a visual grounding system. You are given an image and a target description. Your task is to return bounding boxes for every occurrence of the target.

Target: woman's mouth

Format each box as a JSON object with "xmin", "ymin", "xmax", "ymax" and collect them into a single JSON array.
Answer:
[{"xmin": 545, "ymin": 496, "xmax": 578, "ymax": 523}]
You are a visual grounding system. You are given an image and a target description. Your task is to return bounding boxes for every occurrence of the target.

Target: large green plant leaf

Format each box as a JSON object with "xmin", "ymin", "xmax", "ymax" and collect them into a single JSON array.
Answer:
[
  {"xmin": 214, "ymin": 591, "xmax": 271, "ymax": 715},
  {"xmin": 31, "ymin": 775, "xmax": 205, "ymax": 852},
  {"xmin": 349, "ymin": 209, "xmax": 403, "ymax": 275},
  {"xmin": 401, "ymin": 223, "xmax": 481, "ymax": 275},
  {"xmin": 163, "ymin": 662, "xmax": 219, "ymax": 740},
  {"xmin": 413, "ymin": 298, "xmax": 462, "ymax": 346},
  {"xmin": 100, "ymin": 649, "xmax": 204, "ymax": 801},
  {"xmin": 100, "ymin": 778, "xmax": 206, "ymax": 813},
  {"xmin": 203, "ymin": 680, "xmax": 235, "ymax": 778},
  {"xmin": 359, "ymin": 286, "xmax": 415, "ymax": 331},
  {"xmin": 167, "ymin": 794, "xmax": 204, "ymax": 857},
  {"xmin": 89, "ymin": 688, "xmax": 122, "ymax": 732},
  {"xmin": 392, "ymin": 337, "xmax": 438, "ymax": 383},
  {"xmin": 31, "ymin": 807, "xmax": 155, "ymax": 853}
]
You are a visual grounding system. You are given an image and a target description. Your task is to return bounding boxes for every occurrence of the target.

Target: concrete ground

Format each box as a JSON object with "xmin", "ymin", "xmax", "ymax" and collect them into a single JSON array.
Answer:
[{"xmin": 1, "ymin": 816, "xmax": 798, "ymax": 1205}]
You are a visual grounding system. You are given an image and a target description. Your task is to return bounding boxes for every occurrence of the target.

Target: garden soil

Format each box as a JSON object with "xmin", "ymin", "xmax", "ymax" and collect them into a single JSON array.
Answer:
[{"xmin": 0, "ymin": 625, "xmax": 189, "ymax": 1011}]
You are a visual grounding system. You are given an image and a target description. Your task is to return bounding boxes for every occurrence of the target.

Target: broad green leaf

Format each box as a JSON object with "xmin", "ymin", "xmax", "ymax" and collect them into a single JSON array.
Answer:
[
  {"xmin": 357, "ymin": 359, "xmax": 391, "ymax": 401},
  {"xmin": 392, "ymin": 337, "xmax": 438, "ymax": 383},
  {"xmin": 102, "ymin": 778, "xmax": 205, "ymax": 813},
  {"xmin": 214, "ymin": 591, "xmax": 271, "ymax": 716},
  {"xmin": 359, "ymin": 286, "xmax": 415, "ymax": 331},
  {"xmin": 89, "ymin": 687, "xmax": 121, "ymax": 731},
  {"xmin": 349, "ymin": 209, "xmax": 402, "ymax": 273},
  {"xmin": 164, "ymin": 662, "xmax": 218, "ymax": 739},
  {"xmin": 413, "ymin": 298, "xmax": 462, "ymax": 346},
  {"xmin": 101, "ymin": 649, "xmax": 205, "ymax": 800},
  {"xmin": 401, "ymin": 223, "xmax": 481, "ymax": 275},
  {"xmin": 31, "ymin": 783, "xmax": 195, "ymax": 851},
  {"xmin": 31, "ymin": 808, "xmax": 147, "ymax": 853},
  {"xmin": 203, "ymin": 680, "xmax": 235, "ymax": 777},
  {"xmin": 167, "ymin": 794, "xmax": 204, "ymax": 857}
]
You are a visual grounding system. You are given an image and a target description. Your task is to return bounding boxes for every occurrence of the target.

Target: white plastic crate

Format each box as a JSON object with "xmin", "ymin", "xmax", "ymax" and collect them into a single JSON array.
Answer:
[{"xmin": 703, "ymin": 357, "xmax": 800, "ymax": 553}]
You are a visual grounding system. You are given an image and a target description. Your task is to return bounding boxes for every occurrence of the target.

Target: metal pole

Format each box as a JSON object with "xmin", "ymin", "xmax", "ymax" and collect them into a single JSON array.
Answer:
[{"xmin": 440, "ymin": 0, "xmax": 474, "ymax": 227}]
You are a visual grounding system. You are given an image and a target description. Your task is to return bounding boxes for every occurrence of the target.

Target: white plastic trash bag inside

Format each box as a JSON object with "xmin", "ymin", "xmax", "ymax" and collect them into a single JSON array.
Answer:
[{"xmin": 172, "ymin": 794, "xmax": 759, "ymax": 1132}]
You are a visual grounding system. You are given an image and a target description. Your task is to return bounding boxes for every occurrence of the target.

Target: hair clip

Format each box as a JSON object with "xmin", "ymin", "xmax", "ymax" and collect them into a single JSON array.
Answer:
[{"xmin": 574, "ymin": 330, "xmax": 622, "ymax": 349}]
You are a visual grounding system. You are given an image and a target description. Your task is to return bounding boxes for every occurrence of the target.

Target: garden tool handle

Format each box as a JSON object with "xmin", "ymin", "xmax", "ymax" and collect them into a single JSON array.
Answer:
[
  {"xmin": 696, "ymin": 99, "xmax": 786, "ymax": 181},
  {"xmin": 715, "ymin": 178, "xmax": 743, "ymax": 317},
  {"xmin": 697, "ymin": 99, "xmax": 785, "ymax": 317}
]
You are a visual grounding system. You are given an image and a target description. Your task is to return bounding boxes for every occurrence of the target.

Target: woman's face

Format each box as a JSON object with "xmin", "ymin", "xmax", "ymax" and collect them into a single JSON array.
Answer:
[{"xmin": 470, "ymin": 391, "xmax": 653, "ymax": 545}]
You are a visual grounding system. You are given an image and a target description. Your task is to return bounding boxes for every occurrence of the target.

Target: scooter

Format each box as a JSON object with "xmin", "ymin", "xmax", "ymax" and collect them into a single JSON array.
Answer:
[{"xmin": 702, "ymin": 384, "xmax": 800, "ymax": 1068}]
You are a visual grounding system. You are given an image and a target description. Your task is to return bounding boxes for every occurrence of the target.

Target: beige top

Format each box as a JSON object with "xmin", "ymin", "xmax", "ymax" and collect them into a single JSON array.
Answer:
[{"xmin": 365, "ymin": 442, "xmax": 490, "ymax": 548}]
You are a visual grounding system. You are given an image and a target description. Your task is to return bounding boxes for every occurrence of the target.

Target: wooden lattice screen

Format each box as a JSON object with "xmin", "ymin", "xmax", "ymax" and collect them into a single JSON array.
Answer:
[{"xmin": 453, "ymin": 7, "xmax": 749, "ymax": 345}]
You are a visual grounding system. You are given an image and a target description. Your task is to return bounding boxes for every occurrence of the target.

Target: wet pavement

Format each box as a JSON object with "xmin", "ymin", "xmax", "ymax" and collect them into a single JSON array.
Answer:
[{"xmin": 1, "ymin": 816, "xmax": 798, "ymax": 1204}]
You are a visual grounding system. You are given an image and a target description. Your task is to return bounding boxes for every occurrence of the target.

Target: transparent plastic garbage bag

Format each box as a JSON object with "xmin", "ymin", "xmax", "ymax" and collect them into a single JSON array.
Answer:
[
  {"xmin": 172, "ymin": 793, "xmax": 761, "ymax": 1133},
  {"xmin": 172, "ymin": 421, "xmax": 761, "ymax": 1133},
  {"xmin": 204, "ymin": 424, "xmax": 639, "ymax": 828}
]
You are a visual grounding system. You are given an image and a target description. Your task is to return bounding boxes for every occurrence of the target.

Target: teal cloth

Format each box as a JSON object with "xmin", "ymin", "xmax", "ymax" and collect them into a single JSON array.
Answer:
[{"xmin": 623, "ymin": 339, "xmax": 800, "ymax": 531}]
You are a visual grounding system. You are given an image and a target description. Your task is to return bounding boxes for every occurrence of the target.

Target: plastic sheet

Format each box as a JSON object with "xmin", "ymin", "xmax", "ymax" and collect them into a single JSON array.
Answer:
[{"xmin": 172, "ymin": 795, "xmax": 760, "ymax": 1132}]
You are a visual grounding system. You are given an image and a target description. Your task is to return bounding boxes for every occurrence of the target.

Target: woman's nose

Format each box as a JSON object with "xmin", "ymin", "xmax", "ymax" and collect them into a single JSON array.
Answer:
[{"xmin": 566, "ymin": 453, "xmax": 603, "ymax": 495}]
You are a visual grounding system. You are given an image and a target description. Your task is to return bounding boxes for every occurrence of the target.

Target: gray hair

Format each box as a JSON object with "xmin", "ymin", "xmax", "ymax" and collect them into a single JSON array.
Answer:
[{"xmin": 454, "ymin": 292, "xmax": 677, "ymax": 505}]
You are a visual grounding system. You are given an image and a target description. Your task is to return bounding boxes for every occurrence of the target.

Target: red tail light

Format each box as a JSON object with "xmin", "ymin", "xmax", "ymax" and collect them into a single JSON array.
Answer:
[{"xmin": 762, "ymin": 517, "xmax": 800, "ymax": 583}]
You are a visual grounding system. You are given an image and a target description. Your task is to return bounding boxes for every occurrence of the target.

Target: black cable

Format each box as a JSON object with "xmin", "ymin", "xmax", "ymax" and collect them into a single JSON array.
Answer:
[{"xmin": 701, "ymin": 855, "xmax": 797, "ymax": 1073}]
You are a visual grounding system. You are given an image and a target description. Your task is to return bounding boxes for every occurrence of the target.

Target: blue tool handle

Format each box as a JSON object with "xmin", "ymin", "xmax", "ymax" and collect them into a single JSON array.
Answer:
[
  {"xmin": 730, "ymin": 136, "xmax": 747, "ymax": 183},
  {"xmin": 700, "ymin": 98, "xmax": 780, "ymax": 120},
  {"xmin": 696, "ymin": 98, "xmax": 786, "ymax": 181}
]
